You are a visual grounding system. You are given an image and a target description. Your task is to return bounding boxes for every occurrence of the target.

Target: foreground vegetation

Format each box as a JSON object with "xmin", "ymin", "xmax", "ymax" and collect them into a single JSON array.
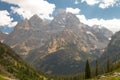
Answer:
[
  {"xmin": 0, "ymin": 42, "xmax": 120, "ymax": 80},
  {"xmin": 46, "ymin": 60, "xmax": 120, "ymax": 80},
  {"xmin": 0, "ymin": 42, "xmax": 47, "ymax": 80}
]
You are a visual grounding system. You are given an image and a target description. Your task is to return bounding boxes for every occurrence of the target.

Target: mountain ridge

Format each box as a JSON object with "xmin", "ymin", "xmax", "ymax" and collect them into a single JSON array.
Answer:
[{"xmin": 3, "ymin": 12, "xmax": 113, "ymax": 74}]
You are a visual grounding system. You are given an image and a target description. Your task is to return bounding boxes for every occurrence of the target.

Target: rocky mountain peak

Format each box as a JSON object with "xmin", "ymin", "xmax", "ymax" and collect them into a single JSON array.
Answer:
[
  {"xmin": 92, "ymin": 25, "xmax": 113, "ymax": 38},
  {"xmin": 50, "ymin": 11, "xmax": 80, "ymax": 31},
  {"xmin": 29, "ymin": 14, "xmax": 48, "ymax": 30},
  {"xmin": 14, "ymin": 14, "xmax": 48, "ymax": 31},
  {"xmin": 29, "ymin": 14, "xmax": 43, "ymax": 23}
]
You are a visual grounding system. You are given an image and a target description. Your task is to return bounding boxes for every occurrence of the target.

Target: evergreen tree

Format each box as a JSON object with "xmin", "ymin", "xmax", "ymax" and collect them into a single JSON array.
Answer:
[
  {"xmin": 85, "ymin": 59, "xmax": 91, "ymax": 79},
  {"xmin": 107, "ymin": 57, "xmax": 110, "ymax": 72},
  {"xmin": 95, "ymin": 60, "xmax": 98, "ymax": 76}
]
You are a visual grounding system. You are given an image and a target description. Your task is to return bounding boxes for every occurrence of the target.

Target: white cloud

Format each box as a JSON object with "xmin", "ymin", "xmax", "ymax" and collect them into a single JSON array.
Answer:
[
  {"xmin": 0, "ymin": 10, "xmax": 12, "ymax": 26},
  {"xmin": 11, "ymin": 7, "xmax": 32, "ymax": 19},
  {"xmin": 99, "ymin": 0, "xmax": 117, "ymax": 9},
  {"xmin": 77, "ymin": 14, "xmax": 120, "ymax": 32},
  {"xmin": 81, "ymin": 0, "xmax": 119, "ymax": 9},
  {"xmin": 81, "ymin": 0, "xmax": 100, "ymax": 5},
  {"xmin": 75, "ymin": 0, "xmax": 79, "ymax": 4},
  {"xmin": 66, "ymin": 8, "xmax": 80, "ymax": 14},
  {"xmin": 0, "ymin": 10, "xmax": 17, "ymax": 27},
  {"xmin": 2, "ymin": 0, "xmax": 55, "ymax": 20}
]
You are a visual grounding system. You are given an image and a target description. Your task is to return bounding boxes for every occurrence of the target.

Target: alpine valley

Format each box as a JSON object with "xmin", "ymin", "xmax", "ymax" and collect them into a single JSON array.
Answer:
[{"xmin": 1, "ymin": 11, "xmax": 113, "ymax": 75}]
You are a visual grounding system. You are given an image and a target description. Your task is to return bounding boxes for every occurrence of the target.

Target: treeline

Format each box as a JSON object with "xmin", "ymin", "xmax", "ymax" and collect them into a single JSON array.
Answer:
[
  {"xmin": 47, "ymin": 59, "xmax": 120, "ymax": 80},
  {"xmin": 46, "ymin": 59, "xmax": 91, "ymax": 80}
]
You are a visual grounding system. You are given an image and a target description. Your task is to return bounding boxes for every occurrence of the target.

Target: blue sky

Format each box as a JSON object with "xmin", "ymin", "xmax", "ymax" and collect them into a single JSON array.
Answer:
[
  {"xmin": 47, "ymin": 0, "xmax": 120, "ymax": 19},
  {"xmin": 0, "ymin": 0, "xmax": 120, "ymax": 33}
]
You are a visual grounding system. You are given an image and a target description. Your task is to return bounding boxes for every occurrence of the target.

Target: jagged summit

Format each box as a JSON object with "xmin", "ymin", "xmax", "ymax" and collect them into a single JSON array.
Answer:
[
  {"xmin": 29, "ymin": 14, "xmax": 43, "ymax": 23},
  {"xmin": 50, "ymin": 11, "xmax": 80, "ymax": 30},
  {"xmin": 12, "ymin": 14, "xmax": 48, "ymax": 32},
  {"xmin": 92, "ymin": 25, "xmax": 113, "ymax": 38},
  {"xmin": 29, "ymin": 14, "xmax": 49, "ymax": 31}
]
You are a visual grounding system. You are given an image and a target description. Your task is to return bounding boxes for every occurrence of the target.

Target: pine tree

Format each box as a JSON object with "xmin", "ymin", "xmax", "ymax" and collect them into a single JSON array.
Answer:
[
  {"xmin": 85, "ymin": 59, "xmax": 91, "ymax": 79},
  {"xmin": 107, "ymin": 57, "xmax": 110, "ymax": 72},
  {"xmin": 95, "ymin": 60, "xmax": 98, "ymax": 76}
]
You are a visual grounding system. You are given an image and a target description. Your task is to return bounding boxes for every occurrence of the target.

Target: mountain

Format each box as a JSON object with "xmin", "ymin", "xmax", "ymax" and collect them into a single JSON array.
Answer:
[
  {"xmin": 91, "ymin": 31, "xmax": 120, "ymax": 76},
  {"xmin": 82, "ymin": 25, "xmax": 112, "ymax": 48},
  {"xmin": 50, "ymin": 11, "xmax": 80, "ymax": 32},
  {"xmin": 0, "ymin": 42, "xmax": 47, "ymax": 80},
  {"xmin": 5, "ymin": 15, "xmax": 50, "ymax": 58},
  {"xmin": 100, "ymin": 31, "xmax": 120, "ymax": 63},
  {"xmin": 0, "ymin": 30, "xmax": 7, "ymax": 42},
  {"xmin": 82, "ymin": 25, "xmax": 113, "ymax": 57},
  {"xmin": 4, "ymin": 12, "xmax": 113, "ymax": 74}
]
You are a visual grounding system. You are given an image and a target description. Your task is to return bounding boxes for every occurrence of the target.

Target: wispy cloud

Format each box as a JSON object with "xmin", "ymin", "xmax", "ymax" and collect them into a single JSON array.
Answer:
[
  {"xmin": 66, "ymin": 8, "xmax": 80, "ymax": 14},
  {"xmin": 0, "ymin": 10, "xmax": 17, "ymax": 27},
  {"xmin": 81, "ymin": 0, "xmax": 99, "ymax": 5},
  {"xmin": 77, "ymin": 14, "xmax": 120, "ymax": 32},
  {"xmin": 2, "ymin": 0, "xmax": 56, "ymax": 20},
  {"xmin": 81, "ymin": 0, "xmax": 120, "ymax": 9},
  {"xmin": 65, "ymin": 7, "xmax": 120, "ymax": 32},
  {"xmin": 75, "ymin": 0, "xmax": 79, "ymax": 4}
]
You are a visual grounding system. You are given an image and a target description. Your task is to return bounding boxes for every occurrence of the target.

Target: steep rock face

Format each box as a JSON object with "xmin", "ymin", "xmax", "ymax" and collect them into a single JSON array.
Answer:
[
  {"xmin": 5, "ymin": 12, "xmax": 113, "ymax": 74},
  {"xmin": 0, "ymin": 31, "xmax": 7, "ymax": 42},
  {"xmin": 82, "ymin": 25, "xmax": 112, "ymax": 49},
  {"xmin": 81, "ymin": 25, "xmax": 113, "ymax": 57},
  {"xmin": 94, "ymin": 31, "xmax": 120, "ymax": 74},
  {"xmin": 26, "ymin": 13, "xmax": 112, "ymax": 74},
  {"xmin": 26, "ymin": 29, "xmax": 92, "ymax": 74},
  {"xmin": 5, "ymin": 16, "xmax": 50, "ymax": 58},
  {"xmin": 101, "ymin": 31, "xmax": 120, "ymax": 62}
]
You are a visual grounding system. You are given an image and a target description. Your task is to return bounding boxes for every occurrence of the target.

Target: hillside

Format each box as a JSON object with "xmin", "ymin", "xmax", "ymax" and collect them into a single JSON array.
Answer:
[
  {"xmin": 0, "ymin": 42, "xmax": 47, "ymax": 80},
  {"xmin": 93, "ymin": 63, "xmax": 120, "ymax": 80},
  {"xmin": 92, "ymin": 31, "xmax": 120, "ymax": 80},
  {"xmin": 104, "ymin": 31, "xmax": 120, "ymax": 62},
  {"xmin": 99, "ymin": 31, "xmax": 120, "ymax": 69}
]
